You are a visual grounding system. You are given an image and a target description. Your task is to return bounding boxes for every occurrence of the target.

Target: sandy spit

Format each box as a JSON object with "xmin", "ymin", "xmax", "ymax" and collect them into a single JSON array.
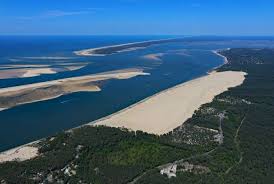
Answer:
[
  {"xmin": 93, "ymin": 71, "xmax": 246, "ymax": 135},
  {"xmin": 0, "ymin": 68, "xmax": 149, "ymax": 110},
  {"xmin": 0, "ymin": 68, "xmax": 148, "ymax": 95},
  {"xmin": 74, "ymin": 38, "xmax": 182, "ymax": 56}
]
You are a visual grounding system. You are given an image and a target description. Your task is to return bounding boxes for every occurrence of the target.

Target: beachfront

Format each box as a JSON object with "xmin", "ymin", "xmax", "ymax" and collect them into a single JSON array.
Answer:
[{"xmin": 93, "ymin": 71, "xmax": 246, "ymax": 134}]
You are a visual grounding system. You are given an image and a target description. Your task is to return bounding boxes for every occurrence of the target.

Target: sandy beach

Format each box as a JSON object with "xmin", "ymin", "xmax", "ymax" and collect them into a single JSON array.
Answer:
[
  {"xmin": 93, "ymin": 71, "xmax": 246, "ymax": 134},
  {"xmin": 0, "ymin": 143, "xmax": 39, "ymax": 163}
]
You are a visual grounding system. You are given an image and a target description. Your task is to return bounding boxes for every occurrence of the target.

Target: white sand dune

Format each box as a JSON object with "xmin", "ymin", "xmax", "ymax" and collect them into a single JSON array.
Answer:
[{"xmin": 93, "ymin": 71, "xmax": 246, "ymax": 134}]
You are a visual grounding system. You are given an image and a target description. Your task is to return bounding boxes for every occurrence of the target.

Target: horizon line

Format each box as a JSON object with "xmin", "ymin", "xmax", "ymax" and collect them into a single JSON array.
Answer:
[{"xmin": 0, "ymin": 34, "xmax": 274, "ymax": 37}]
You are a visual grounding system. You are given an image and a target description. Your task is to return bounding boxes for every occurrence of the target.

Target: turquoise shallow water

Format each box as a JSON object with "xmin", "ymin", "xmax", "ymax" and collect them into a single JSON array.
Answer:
[{"xmin": 0, "ymin": 36, "xmax": 273, "ymax": 151}]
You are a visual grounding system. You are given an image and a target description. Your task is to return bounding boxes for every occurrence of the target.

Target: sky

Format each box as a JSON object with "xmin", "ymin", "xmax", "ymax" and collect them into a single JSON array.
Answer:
[{"xmin": 0, "ymin": 0, "xmax": 274, "ymax": 36}]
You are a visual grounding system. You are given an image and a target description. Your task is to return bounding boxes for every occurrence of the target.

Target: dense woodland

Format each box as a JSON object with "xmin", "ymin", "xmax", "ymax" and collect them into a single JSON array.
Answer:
[{"xmin": 1, "ymin": 48, "xmax": 274, "ymax": 183}]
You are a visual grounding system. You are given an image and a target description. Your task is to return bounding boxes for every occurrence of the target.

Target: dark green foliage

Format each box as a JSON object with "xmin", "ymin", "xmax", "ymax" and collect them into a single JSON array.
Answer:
[{"xmin": 0, "ymin": 126, "xmax": 197, "ymax": 184}]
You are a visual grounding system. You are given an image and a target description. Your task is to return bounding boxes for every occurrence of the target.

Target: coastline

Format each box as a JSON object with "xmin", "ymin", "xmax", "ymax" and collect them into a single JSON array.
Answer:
[
  {"xmin": 74, "ymin": 38, "xmax": 184, "ymax": 56},
  {"xmin": 93, "ymin": 71, "xmax": 246, "ymax": 134},
  {"xmin": 208, "ymin": 48, "xmax": 230, "ymax": 74},
  {"xmin": 212, "ymin": 48, "xmax": 230, "ymax": 65},
  {"xmin": 0, "ymin": 50, "xmax": 245, "ymax": 163},
  {"xmin": 89, "ymin": 48, "xmax": 233, "ymax": 133}
]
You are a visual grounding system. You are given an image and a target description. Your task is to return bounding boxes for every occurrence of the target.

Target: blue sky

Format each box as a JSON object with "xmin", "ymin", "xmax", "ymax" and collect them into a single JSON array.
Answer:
[{"xmin": 0, "ymin": 0, "xmax": 273, "ymax": 35}]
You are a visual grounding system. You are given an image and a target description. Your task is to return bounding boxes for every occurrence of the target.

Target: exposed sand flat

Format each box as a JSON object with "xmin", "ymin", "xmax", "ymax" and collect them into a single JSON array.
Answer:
[
  {"xmin": 0, "ymin": 68, "xmax": 57, "ymax": 79},
  {"xmin": 22, "ymin": 68, "xmax": 57, "ymax": 77},
  {"xmin": 64, "ymin": 65, "xmax": 86, "ymax": 71},
  {"xmin": 0, "ymin": 64, "xmax": 87, "ymax": 79},
  {"xmin": 0, "ymin": 68, "xmax": 149, "ymax": 109},
  {"xmin": 54, "ymin": 62, "xmax": 89, "ymax": 66},
  {"xmin": 0, "ymin": 70, "xmax": 26, "ymax": 79},
  {"xmin": 0, "ymin": 145, "xmax": 38, "ymax": 163},
  {"xmin": 0, "ymin": 64, "xmax": 51, "ymax": 69},
  {"xmin": 142, "ymin": 50, "xmax": 191, "ymax": 62},
  {"xmin": 93, "ymin": 71, "xmax": 246, "ymax": 134},
  {"xmin": 143, "ymin": 53, "xmax": 165, "ymax": 61}
]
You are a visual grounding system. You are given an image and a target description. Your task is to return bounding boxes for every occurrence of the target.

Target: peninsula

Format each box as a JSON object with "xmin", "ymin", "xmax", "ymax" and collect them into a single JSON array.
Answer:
[{"xmin": 74, "ymin": 38, "xmax": 184, "ymax": 56}]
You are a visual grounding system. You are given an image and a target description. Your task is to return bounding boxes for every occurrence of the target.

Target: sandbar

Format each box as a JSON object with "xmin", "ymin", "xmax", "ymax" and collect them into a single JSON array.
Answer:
[
  {"xmin": 0, "ymin": 63, "xmax": 87, "ymax": 79},
  {"xmin": 143, "ymin": 53, "xmax": 165, "ymax": 61},
  {"xmin": 0, "ymin": 68, "xmax": 149, "ymax": 110}
]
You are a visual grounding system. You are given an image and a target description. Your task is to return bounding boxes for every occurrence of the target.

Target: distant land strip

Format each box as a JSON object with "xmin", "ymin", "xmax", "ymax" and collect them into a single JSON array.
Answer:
[{"xmin": 74, "ymin": 38, "xmax": 186, "ymax": 56}]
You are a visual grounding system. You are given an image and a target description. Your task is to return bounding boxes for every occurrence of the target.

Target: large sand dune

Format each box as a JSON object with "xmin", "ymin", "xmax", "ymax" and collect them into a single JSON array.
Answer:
[{"xmin": 93, "ymin": 71, "xmax": 246, "ymax": 134}]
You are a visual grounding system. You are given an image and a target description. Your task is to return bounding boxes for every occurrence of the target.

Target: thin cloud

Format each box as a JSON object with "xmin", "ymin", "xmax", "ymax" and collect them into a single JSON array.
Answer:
[
  {"xmin": 44, "ymin": 10, "xmax": 91, "ymax": 17},
  {"xmin": 17, "ymin": 9, "xmax": 100, "ymax": 20}
]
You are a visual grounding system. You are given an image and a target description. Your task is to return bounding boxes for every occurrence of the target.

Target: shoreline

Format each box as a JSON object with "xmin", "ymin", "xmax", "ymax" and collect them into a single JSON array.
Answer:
[
  {"xmin": 0, "ymin": 140, "xmax": 40, "ymax": 163},
  {"xmin": 74, "ymin": 38, "xmax": 184, "ymax": 56},
  {"xmin": 212, "ymin": 48, "xmax": 230, "ymax": 65},
  {"xmin": 90, "ymin": 48, "xmax": 232, "ymax": 132},
  {"xmin": 0, "ymin": 50, "xmax": 244, "ymax": 163},
  {"xmin": 208, "ymin": 48, "xmax": 230, "ymax": 74},
  {"xmin": 93, "ymin": 70, "xmax": 246, "ymax": 134}
]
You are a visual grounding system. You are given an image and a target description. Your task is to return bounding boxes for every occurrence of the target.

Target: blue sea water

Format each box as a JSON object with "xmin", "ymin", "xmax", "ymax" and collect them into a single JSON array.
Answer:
[{"xmin": 0, "ymin": 36, "xmax": 274, "ymax": 151}]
